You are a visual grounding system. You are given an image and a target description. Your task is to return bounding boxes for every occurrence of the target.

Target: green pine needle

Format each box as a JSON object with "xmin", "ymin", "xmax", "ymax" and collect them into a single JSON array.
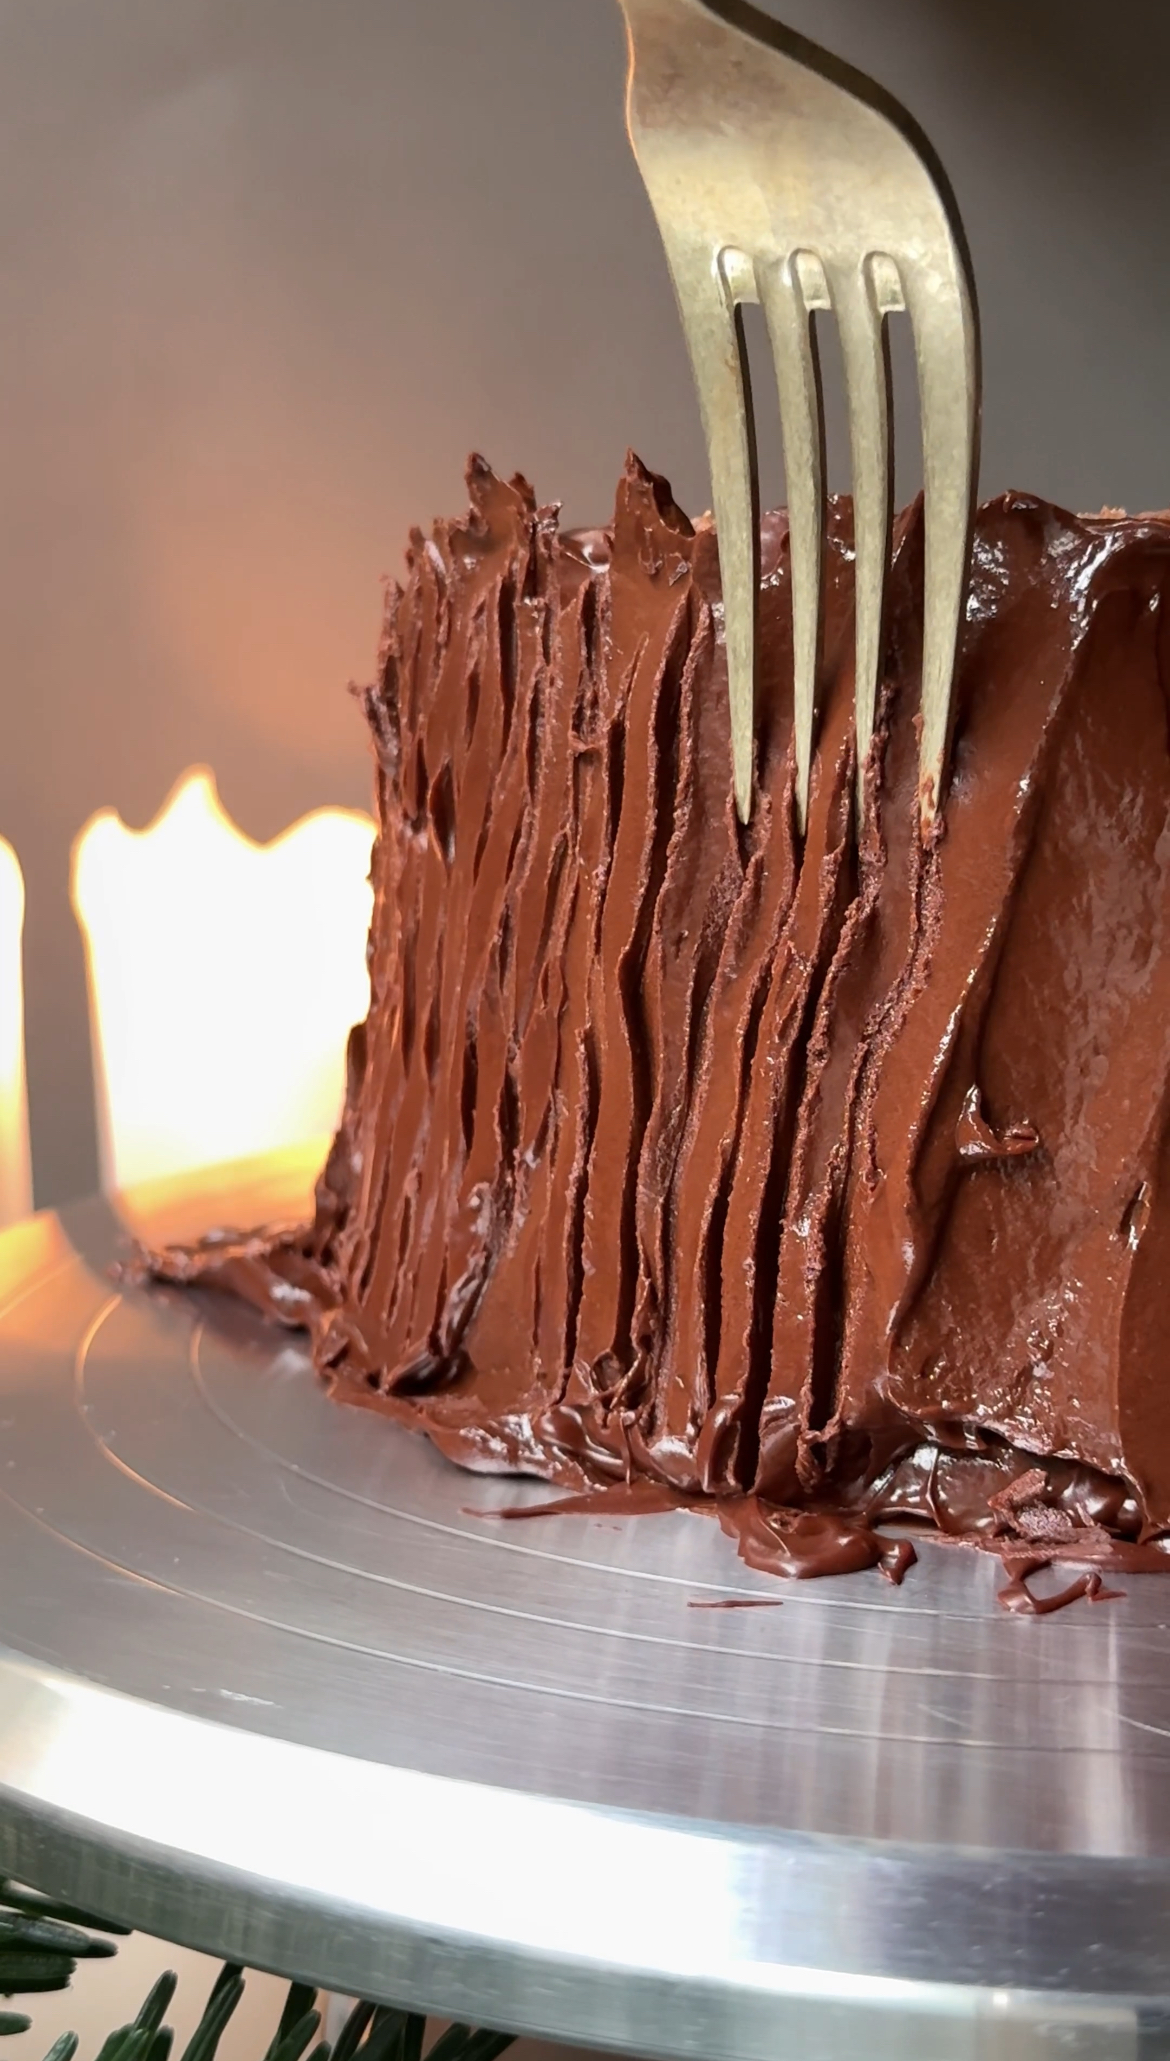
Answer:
[
  {"xmin": 0, "ymin": 1888, "xmax": 128, "ymax": 1940},
  {"xmin": 95, "ymin": 2021, "xmax": 160, "ymax": 2061},
  {"xmin": 329, "ymin": 2001, "xmax": 374, "ymax": 2061},
  {"xmin": 354, "ymin": 2008, "xmax": 412, "ymax": 2061},
  {"xmin": 265, "ymin": 2009, "xmax": 321, "ymax": 2061},
  {"xmin": 268, "ymin": 1988, "xmax": 316, "ymax": 2056},
  {"xmin": 132, "ymin": 1976, "xmax": 179, "ymax": 2040},
  {"xmin": 91, "ymin": 2028, "xmax": 134, "ymax": 2061},
  {"xmin": 178, "ymin": 1970, "xmax": 246, "ymax": 2061},
  {"xmin": 0, "ymin": 1954, "xmax": 84, "ymax": 1997},
  {"xmin": 41, "ymin": 2035, "xmax": 79, "ymax": 2061},
  {"xmin": 416, "ymin": 2025, "xmax": 473, "ymax": 2061},
  {"xmin": 203, "ymin": 1970, "xmax": 243, "ymax": 2017},
  {"xmin": 0, "ymin": 1877, "xmax": 516, "ymax": 2061},
  {"xmin": 457, "ymin": 2034, "xmax": 514, "ymax": 2061},
  {"xmin": 0, "ymin": 1921, "xmax": 114, "ymax": 1966},
  {"xmin": 440, "ymin": 2028, "xmax": 508, "ymax": 2061},
  {"xmin": 420, "ymin": 2026, "xmax": 513, "ymax": 2061}
]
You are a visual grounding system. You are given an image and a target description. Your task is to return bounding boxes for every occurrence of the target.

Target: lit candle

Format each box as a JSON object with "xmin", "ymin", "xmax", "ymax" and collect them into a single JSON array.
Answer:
[
  {"xmin": 71, "ymin": 768, "xmax": 374, "ymax": 1195},
  {"xmin": 0, "ymin": 837, "xmax": 32, "ymax": 1226}
]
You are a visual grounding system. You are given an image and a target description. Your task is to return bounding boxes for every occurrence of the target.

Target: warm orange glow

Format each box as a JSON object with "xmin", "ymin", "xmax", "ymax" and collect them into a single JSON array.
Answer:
[
  {"xmin": 0, "ymin": 837, "xmax": 32, "ymax": 1227},
  {"xmin": 114, "ymin": 1139, "xmax": 324, "ymax": 1249},
  {"xmin": 71, "ymin": 768, "xmax": 375, "ymax": 1194}
]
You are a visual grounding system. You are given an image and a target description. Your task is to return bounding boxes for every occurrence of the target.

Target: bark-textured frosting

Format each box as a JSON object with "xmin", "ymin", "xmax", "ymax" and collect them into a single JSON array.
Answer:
[{"xmin": 137, "ymin": 456, "xmax": 1170, "ymax": 1584}]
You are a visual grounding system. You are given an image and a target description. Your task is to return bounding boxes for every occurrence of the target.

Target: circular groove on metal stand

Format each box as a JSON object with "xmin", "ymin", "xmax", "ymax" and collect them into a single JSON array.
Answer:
[{"xmin": 1, "ymin": 1161, "xmax": 1170, "ymax": 2061}]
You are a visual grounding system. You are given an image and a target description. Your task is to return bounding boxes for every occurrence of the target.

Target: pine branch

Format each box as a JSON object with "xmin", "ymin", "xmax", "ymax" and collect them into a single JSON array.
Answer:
[
  {"xmin": 0, "ymin": 1883, "xmax": 514, "ymax": 2061},
  {"xmin": 0, "ymin": 1890, "xmax": 128, "ymax": 1938},
  {"xmin": 0, "ymin": 1883, "xmax": 119, "ymax": 2010},
  {"xmin": 326, "ymin": 2003, "xmax": 373, "ymax": 2061},
  {"xmin": 41, "ymin": 2037, "xmax": 79, "ymax": 2061}
]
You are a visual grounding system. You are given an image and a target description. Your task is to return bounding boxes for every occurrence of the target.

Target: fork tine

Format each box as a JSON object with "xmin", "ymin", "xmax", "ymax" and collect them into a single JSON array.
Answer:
[
  {"xmin": 665, "ymin": 244, "xmax": 759, "ymax": 823},
  {"xmin": 759, "ymin": 251, "xmax": 827, "ymax": 836},
  {"xmin": 903, "ymin": 270, "xmax": 980, "ymax": 832},
  {"xmin": 832, "ymin": 259, "xmax": 896, "ymax": 820}
]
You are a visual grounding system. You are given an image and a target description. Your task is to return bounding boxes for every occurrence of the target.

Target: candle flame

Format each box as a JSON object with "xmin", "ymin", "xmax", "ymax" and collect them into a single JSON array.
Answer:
[
  {"xmin": 0, "ymin": 837, "xmax": 32, "ymax": 1226},
  {"xmin": 71, "ymin": 768, "xmax": 374, "ymax": 1194}
]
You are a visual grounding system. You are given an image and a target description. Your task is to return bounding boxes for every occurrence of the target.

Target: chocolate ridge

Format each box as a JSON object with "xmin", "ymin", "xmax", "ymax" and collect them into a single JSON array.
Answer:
[{"xmin": 128, "ymin": 458, "xmax": 1170, "ymax": 1598}]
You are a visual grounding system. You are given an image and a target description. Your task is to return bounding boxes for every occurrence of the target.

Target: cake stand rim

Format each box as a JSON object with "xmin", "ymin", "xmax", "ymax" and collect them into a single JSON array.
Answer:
[
  {"xmin": 3, "ymin": 1159, "xmax": 1170, "ymax": 2056},
  {"xmin": 2, "ymin": 1641, "xmax": 1169, "ymax": 2059}
]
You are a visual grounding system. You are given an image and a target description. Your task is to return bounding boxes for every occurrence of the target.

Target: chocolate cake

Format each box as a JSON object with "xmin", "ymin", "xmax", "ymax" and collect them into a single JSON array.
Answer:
[{"xmin": 137, "ymin": 455, "xmax": 1170, "ymax": 1596}]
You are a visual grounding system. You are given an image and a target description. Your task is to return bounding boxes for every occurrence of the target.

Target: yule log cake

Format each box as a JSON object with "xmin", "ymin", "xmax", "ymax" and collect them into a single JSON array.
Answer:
[{"xmin": 134, "ymin": 454, "xmax": 1170, "ymax": 1596}]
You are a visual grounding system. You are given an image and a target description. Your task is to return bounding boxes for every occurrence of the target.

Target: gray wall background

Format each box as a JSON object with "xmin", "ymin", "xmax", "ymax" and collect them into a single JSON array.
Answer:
[{"xmin": 1, "ymin": 0, "xmax": 1167, "ymax": 1207}]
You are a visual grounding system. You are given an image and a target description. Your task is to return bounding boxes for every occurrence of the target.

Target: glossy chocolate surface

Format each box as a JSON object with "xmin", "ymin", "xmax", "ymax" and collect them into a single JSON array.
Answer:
[{"xmin": 135, "ymin": 458, "xmax": 1170, "ymax": 1588}]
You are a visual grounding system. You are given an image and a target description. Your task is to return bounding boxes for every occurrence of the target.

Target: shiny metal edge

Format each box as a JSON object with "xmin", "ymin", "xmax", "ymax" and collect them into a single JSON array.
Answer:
[
  {"xmin": 5, "ymin": 1163, "xmax": 1170, "ymax": 2055},
  {"xmin": 0, "ymin": 1646, "xmax": 1167, "ymax": 2061}
]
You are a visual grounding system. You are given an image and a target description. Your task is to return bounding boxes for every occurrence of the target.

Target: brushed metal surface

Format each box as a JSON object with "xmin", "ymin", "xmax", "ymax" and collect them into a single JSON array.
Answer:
[{"xmin": 2, "ymin": 1156, "xmax": 1170, "ymax": 2061}]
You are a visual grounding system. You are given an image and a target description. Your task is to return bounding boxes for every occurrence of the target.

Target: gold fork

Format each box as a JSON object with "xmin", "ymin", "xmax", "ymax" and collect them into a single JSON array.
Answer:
[{"xmin": 619, "ymin": 0, "xmax": 980, "ymax": 833}]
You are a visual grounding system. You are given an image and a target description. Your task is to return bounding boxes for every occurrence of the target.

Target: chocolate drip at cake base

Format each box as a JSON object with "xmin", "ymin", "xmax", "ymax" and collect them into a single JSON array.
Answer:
[{"xmin": 130, "ymin": 457, "xmax": 1170, "ymax": 1593}]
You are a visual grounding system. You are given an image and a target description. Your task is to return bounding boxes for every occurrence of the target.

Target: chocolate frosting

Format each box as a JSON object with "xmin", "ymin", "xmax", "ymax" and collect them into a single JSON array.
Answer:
[{"xmin": 132, "ymin": 455, "xmax": 1170, "ymax": 1596}]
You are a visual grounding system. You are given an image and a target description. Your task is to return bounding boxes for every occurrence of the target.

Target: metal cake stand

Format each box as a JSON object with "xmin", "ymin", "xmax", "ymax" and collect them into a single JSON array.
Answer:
[{"xmin": 2, "ymin": 1152, "xmax": 1170, "ymax": 2061}]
